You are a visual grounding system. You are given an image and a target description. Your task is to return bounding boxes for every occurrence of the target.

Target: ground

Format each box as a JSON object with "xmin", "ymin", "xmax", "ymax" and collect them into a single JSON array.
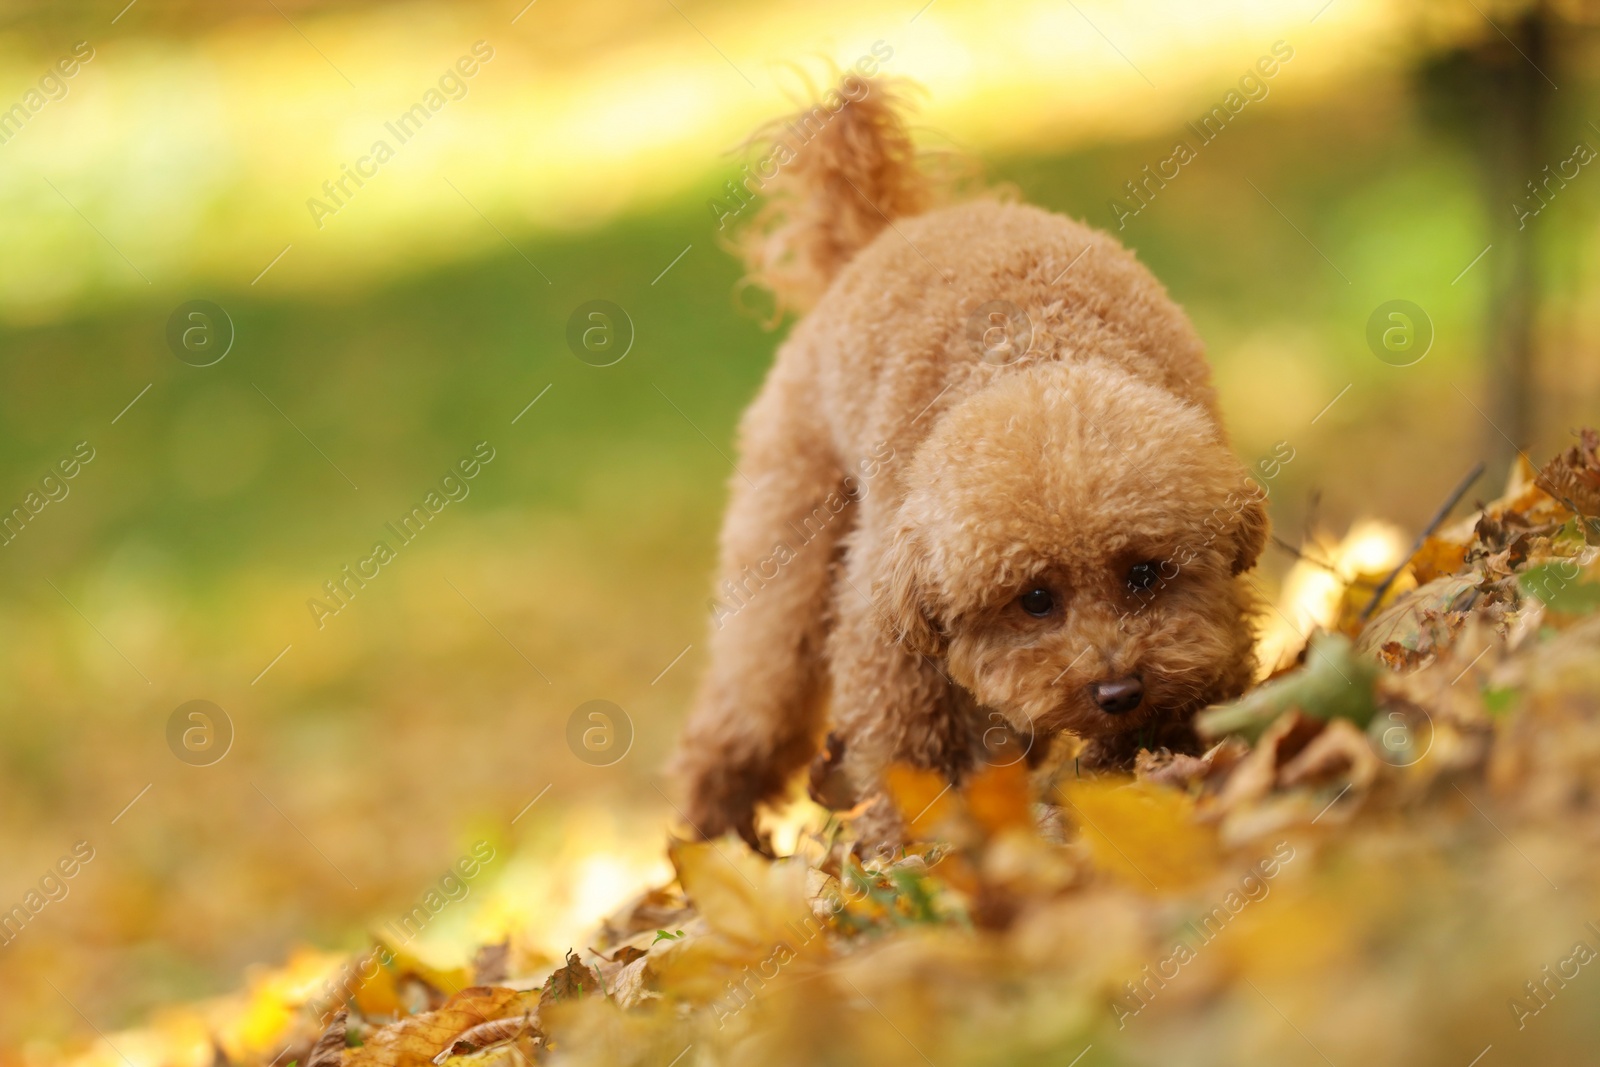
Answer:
[{"xmin": 26, "ymin": 432, "xmax": 1600, "ymax": 1067}]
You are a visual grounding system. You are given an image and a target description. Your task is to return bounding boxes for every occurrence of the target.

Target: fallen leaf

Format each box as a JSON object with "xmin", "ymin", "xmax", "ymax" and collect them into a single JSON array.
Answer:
[
  {"xmin": 345, "ymin": 988, "xmax": 536, "ymax": 1067},
  {"xmin": 592, "ymin": 886, "xmax": 695, "ymax": 951},
  {"xmin": 1210, "ymin": 710, "xmax": 1327, "ymax": 816},
  {"xmin": 1520, "ymin": 561, "xmax": 1600, "ymax": 615},
  {"xmin": 428, "ymin": 1016, "xmax": 539, "ymax": 1064},
  {"xmin": 1057, "ymin": 778, "xmax": 1218, "ymax": 890},
  {"xmin": 306, "ymin": 1011, "xmax": 345, "ymax": 1067},
  {"xmin": 668, "ymin": 840, "xmax": 810, "ymax": 949},
  {"xmin": 1535, "ymin": 427, "xmax": 1600, "ymax": 518},
  {"xmin": 1198, "ymin": 632, "xmax": 1380, "ymax": 741},
  {"xmin": 351, "ymin": 959, "xmax": 404, "ymax": 1021},
  {"xmin": 652, "ymin": 839, "xmax": 818, "ymax": 1002},
  {"xmin": 370, "ymin": 944, "xmax": 473, "ymax": 1016},
  {"xmin": 470, "ymin": 943, "xmax": 509, "ymax": 988},
  {"xmin": 608, "ymin": 956, "xmax": 658, "ymax": 1010},
  {"xmin": 1358, "ymin": 575, "xmax": 1480, "ymax": 669},
  {"xmin": 1135, "ymin": 739, "xmax": 1248, "ymax": 792},
  {"xmin": 539, "ymin": 951, "xmax": 601, "ymax": 1006},
  {"xmin": 964, "ymin": 762, "xmax": 1032, "ymax": 836},
  {"xmin": 885, "ymin": 764, "xmax": 959, "ymax": 839},
  {"xmin": 1279, "ymin": 717, "xmax": 1379, "ymax": 792},
  {"xmin": 1410, "ymin": 536, "xmax": 1469, "ymax": 583}
]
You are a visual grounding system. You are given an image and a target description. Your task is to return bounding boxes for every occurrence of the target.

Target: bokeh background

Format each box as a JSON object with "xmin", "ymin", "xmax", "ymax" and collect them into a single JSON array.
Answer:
[{"xmin": 2, "ymin": 0, "xmax": 1599, "ymax": 1056}]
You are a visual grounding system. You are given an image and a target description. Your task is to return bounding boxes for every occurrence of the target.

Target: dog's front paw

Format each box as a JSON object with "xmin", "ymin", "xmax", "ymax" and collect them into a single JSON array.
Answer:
[
  {"xmin": 677, "ymin": 756, "xmax": 774, "ymax": 855},
  {"xmin": 844, "ymin": 793, "xmax": 908, "ymax": 859}
]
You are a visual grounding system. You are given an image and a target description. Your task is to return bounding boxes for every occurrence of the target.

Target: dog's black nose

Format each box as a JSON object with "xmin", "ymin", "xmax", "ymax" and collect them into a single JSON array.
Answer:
[{"xmin": 1091, "ymin": 677, "xmax": 1143, "ymax": 714}]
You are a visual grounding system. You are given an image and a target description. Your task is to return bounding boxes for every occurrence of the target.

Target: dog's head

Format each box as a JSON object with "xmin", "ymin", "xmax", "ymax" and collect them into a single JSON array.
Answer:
[{"xmin": 873, "ymin": 360, "xmax": 1266, "ymax": 745}]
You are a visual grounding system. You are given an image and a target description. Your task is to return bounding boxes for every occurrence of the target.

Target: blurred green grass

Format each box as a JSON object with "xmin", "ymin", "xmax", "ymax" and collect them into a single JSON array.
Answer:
[{"xmin": 0, "ymin": 88, "xmax": 1570, "ymax": 591}]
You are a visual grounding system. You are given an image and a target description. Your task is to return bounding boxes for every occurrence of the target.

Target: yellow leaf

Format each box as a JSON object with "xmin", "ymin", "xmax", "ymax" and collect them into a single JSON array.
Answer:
[
  {"xmin": 1057, "ymin": 778, "xmax": 1218, "ymax": 891},
  {"xmin": 885, "ymin": 764, "xmax": 957, "ymax": 837},
  {"xmin": 1409, "ymin": 535, "xmax": 1468, "ymax": 584},
  {"xmin": 668, "ymin": 839, "xmax": 810, "ymax": 949},
  {"xmin": 351, "ymin": 960, "xmax": 403, "ymax": 1019},
  {"xmin": 964, "ymin": 762, "xmax": 1033, "ymax": 836},
  {"xmin": 656, "ymin": 839, "xmax": 819, "ymax": 1001},
  {"xmin": 374, "ymin": 944, "xmax": 474, "ymax": 1007}
]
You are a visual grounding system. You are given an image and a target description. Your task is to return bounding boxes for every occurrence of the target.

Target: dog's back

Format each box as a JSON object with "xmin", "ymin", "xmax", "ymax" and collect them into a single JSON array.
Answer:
[
  {"xmin": 795, "ymin": 198, "xmax": 1223, "ymax": 465},
  {"xmin": 736, "ymin": 80, "xmax": 1222, "ymax": 469}
]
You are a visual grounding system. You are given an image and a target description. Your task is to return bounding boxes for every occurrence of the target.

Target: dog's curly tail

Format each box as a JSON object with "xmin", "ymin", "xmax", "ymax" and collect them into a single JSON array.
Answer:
[{"xmin": 732, "ymin": 75, "xmax": 936, "ymax": 317}]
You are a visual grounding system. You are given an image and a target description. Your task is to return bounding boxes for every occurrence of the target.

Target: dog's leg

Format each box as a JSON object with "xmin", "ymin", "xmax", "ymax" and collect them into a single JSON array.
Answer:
[
  {"xmin": 824, "ymin": 535, "xmax": 975, "ymax": 851},
  {"xmin": 673, "ymin": 365, "xmax": 847, "ymax": 848}
]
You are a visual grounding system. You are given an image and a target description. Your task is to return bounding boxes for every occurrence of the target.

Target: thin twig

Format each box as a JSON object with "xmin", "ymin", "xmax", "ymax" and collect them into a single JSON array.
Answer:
[
  {"xmin": 1270, "ymin": 535, "xmax": 1340, "ymax": 573},
  {"xmin": 1359, "ymin": 461, "xmax": 1486, "ymax": 622}
]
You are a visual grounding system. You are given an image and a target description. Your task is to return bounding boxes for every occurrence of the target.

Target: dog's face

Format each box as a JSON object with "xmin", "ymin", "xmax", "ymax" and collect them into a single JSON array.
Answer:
[{"xmin": 874, "ymin": 360, "xmax": 1266, "ymax": 745}]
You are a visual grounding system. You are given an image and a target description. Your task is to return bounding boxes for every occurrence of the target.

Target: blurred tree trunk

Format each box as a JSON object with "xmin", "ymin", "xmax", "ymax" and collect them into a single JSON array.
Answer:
[
  {"xmin": 1422, "ymin": 3, "xmax": 1555, "ymax": 471},
  {"xmin": 1478, "ymin": 9, "xmax": 1549, "ymax": 466}
]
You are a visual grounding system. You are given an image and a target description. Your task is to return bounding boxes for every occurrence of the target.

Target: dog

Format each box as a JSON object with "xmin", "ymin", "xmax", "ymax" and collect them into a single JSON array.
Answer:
[{"xmin": 673, "ymin": 78, "xmax": 1267, "ymax": 849}]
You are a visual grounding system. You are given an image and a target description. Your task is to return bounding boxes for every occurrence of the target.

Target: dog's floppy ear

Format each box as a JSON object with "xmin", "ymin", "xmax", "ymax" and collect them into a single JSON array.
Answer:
[
  {"xmin": 1231, "ymin": 489, "xmax": 1270, "ymax": 575},
  {"xmin": 873, "ymin": 523, "xmax": 947, "ymax": 656}
]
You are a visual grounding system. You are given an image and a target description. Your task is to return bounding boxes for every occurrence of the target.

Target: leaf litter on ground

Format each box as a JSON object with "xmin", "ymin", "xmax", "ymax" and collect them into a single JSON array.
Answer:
[{"xmin": 28, "ymin": 430, "xmax": 1600, "ymax": 1067}]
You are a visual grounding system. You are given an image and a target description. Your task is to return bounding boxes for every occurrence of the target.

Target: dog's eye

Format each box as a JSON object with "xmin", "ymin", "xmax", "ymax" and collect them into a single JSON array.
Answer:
[
  {"xmin": 1018, "ymin": 587, "xmax": 1055, "ymax": 617},
  {"xmin": 1126, "ymin": 561, "xmax": 1160, "ymax": 591}
]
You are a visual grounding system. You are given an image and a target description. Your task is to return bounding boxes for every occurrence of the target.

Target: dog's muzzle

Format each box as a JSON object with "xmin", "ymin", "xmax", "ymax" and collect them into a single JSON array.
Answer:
[{"xmin": 1090, "ymin": 676, "xmax": 1143, "ymax": 714}]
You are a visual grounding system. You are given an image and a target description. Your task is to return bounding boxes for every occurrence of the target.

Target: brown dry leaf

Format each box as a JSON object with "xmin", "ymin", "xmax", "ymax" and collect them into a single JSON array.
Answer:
[
  {"xmin": 1205, "ymin": 739, "xmax": 1252, "ymax": 782},
  {"xmin": 1057, "ymin": 778, "xmax": 1218, "ymax": 890},
  {"xmin": 1487, "ymin": 613, "xmax": 1600, "ymax": 815},
  {"xmin": 469, "ymin": 943, "xmax": 509, "ymax": 987},
  {"xmin": 428, "ymin": 1016, "xmax": 539, "ymax": 1065},
  {"xmin": 1431, "ymin": 452, "xmax": 1577, "ymax": 585},
  {"xmin": 539, "ymin": 951, "xmax": 601, "ymax": 1006},
  {"xmin": 1135, "ymin": 739, "xmax": 1248, "ymax": 791},
  {"xmin": 607, "ymin": 945, "xmax": 647, "ymax": 966},
  {"xmin": 346, "ymin": 988, "xmax": 536, "ymax": 1067},
  {"xmin": 1357, "ymin": 575, "xmax": 1480, "ymax": 670},
  {"xmin": 1278, "ymin": 718, "xmax": 1379, "ymax": 792},
  {"xmin": 306, "ymin": 1011, "xmax": 346, "ymax": 1067},
  {"xmin": 587, "ymin": 940, "xmax": 650, "ymax": 1002},
  {"xmin": 607, "ymin": 956, "xmax": 658, "ymax": 1010},
  {"xmin": 1535, "ymin": 427, "xmax": 1600, "ymax": 518},
  {"xmin": 1210, "ymin": 710, "xmax": 1327, "ymax": 816},
  {"xmin": 1135, "ymin": 749, "xmax": 1212, "ymax": 788},
  {"xmin": 1482, "ymin": 547, "xmax": 1515, "ymax": 582},
  {"xmin": 591, "ymin": 885, "xmax": 694, "ymax": 951}
]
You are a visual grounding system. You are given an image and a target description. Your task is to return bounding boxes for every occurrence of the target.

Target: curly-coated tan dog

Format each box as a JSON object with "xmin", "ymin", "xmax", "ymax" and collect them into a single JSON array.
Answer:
[{"xmin": 673, "ymin": 79, "xmax": 1268, "ymax": 848}]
